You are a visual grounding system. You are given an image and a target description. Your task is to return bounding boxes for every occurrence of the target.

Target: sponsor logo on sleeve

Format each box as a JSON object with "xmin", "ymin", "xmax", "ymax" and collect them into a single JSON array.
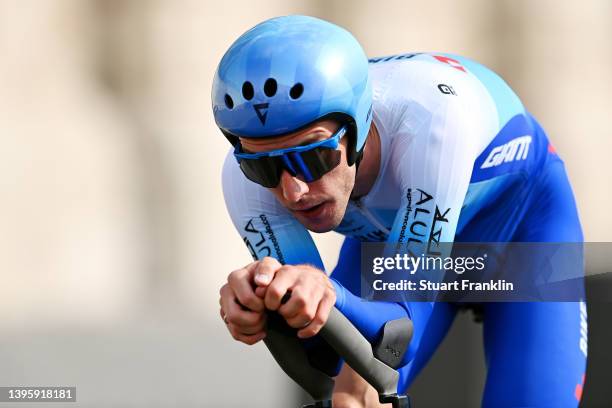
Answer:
[
  {"xmin": 242, "ymin": 215, "xmax": 285, "ymax": 263},
  {"xmin": 398, "ymin": 189, "xmax": 451, "ymax": 256},
  {"xmin": 480, "ymin": 135, "xmax": 532, "ymax": 169}
]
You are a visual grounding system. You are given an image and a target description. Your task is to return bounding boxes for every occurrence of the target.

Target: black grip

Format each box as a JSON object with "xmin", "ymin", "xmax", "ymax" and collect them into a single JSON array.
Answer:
[
  {"xmin": 373, "ymin": 318, "xmax": 413, "ymax": 368},
  {"xmin": 263, "ymin": 312, "xmax": 335, "ymax": 402},
  {"xmin": 318, "ymin": 308, "xmax": 402, "ymax": 396}
]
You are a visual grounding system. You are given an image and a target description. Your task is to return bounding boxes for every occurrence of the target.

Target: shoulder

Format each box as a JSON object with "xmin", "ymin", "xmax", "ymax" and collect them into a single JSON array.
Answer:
[
  {"xmin": 369, "ymin": 53, "xmax": 500, "ymax": 155},
  {"xmin": 370, "ymin": 53, "xmax": 525, "ymax": 134},
  {"xmin": 370, "ymin": 53, "xmax": 497, "ymax": 115}
]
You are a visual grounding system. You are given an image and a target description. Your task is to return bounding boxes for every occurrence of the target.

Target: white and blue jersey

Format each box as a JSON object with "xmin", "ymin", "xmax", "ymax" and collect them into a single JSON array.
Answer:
[{"xmin": 222, "ymin": 53, "xmax": 586, "ymax": 406}]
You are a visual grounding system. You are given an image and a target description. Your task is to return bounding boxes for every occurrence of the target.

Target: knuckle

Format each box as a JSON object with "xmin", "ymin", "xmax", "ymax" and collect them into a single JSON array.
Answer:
[
  {"xmin": 264, "ymin": 298, "xmax": 277, "ymax": 311},
  {"xmin": 312, "ymin": 314, "xmax": 325, "ymax": 326},
  {"xmin": 235, "ymin": 297, "xmax": 251, "ymax": 311},
  {"xmin": 276, "ymin": 265, "xmax": 293, "ymax": 277},
  {"xmin": 243, "ymin": 336, "xmax": 259, "ymax": 346},
  {"xmin": 225, "ymin": 314, "xmax": 236, "ymax": 326},
  {"xmin": 286, "ymin": 318, "xmax": 300, "ymax": 328},
  {"xmin": 293, "ymin": 294, "xmax": 307, "ymax": 308},
  {"xmin": 303, "ymin": 309, "xmax": 316, "ymax": 321},
  {"xmin": 272, "ymin": 267, "xmax": 284, "ymax": 278},
  {"xmin": 241, "ymin": 293, "xmax": 257, "ymax": 306},
  {"xmin": 277, "ymin": 304, "xmax": 293, "ymax": 319},
  {"xmin": 227, "ymin": 270, "xmax": 240, "ymax": 284},
  {"xmin": 230, "ymin": 314, "xmax": 246, "ymax": 327},
  {"xmin": 268, "ymin": 285, "xmax": 284, "ymax": 300},
  {"xmin": 265, "ymin": 256, "xmax": 280, "ymax": 265},
  {"xmin": 259, "ymin": 257, "xmax": 277, "ymax": 271}
]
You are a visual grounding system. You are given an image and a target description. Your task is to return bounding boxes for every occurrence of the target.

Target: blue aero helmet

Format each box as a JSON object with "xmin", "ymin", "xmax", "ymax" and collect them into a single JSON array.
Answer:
[{"xmin": 211, "ymin": 15, "xmax": 372, "ymax": 166}]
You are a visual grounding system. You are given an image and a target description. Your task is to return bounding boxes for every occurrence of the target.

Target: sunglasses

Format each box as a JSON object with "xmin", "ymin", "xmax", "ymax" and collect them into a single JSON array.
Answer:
[{"xmin": 234, "ymin": 125, "xmax": 347, "ymax": 188}]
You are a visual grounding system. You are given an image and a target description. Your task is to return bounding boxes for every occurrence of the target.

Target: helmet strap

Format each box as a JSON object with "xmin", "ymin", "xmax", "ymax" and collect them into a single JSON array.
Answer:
[{"xmin": 353, "ymin": 148, "xmax": 364, "ymax": 170}]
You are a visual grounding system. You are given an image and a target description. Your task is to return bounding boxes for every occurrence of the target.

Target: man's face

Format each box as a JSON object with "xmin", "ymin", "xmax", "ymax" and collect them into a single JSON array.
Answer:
[{"xmin": 239, "ymin": 120, "xmax": 356, "ymax": 233}]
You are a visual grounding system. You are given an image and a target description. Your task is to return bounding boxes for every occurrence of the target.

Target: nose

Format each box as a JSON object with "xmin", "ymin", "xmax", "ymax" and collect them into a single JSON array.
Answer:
[{"xmin": 279, "ymin": 170, "xmax": 309, "ymax": 203}]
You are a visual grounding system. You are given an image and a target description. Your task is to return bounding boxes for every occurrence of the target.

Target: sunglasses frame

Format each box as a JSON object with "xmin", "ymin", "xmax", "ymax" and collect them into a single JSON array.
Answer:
[
  {"xmin": 234, "ymin": 125, "xmax": 347, "ymax": 160},
  {"xmin": 233, "ymin": 125, "xmax": 347, "ymax": 187}
]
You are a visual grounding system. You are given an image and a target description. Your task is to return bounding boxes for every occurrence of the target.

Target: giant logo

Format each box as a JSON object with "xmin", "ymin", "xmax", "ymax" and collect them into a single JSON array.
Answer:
[{"xmin": 480, "ymin": 135, "xmax": 532, "ymax": 169}]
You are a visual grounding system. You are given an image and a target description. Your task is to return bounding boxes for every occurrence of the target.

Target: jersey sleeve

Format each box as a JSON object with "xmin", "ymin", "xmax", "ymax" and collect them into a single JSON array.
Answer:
[{"xmin": 222, "ymin": 150, "xmax": 325, "ymax": 268}]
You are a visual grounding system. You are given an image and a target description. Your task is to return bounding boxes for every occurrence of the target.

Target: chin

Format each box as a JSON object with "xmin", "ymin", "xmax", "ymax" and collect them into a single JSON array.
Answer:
[{"xmin": 304, "ymin": 220, "xmax": 336, "ymax": 233}]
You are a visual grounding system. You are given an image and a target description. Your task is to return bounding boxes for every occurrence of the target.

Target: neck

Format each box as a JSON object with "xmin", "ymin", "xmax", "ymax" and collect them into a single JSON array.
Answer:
[{"xmin": 351, "ymin": 122, "xmax": 381, "ymax": 199}]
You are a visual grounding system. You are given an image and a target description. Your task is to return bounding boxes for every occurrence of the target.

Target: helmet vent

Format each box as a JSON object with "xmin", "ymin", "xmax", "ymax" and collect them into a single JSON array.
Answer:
[
  {"xmin": 289, "ymin": 83, "xmax": 304, "ymax": 99},
  {"xmin": 224, "ymin": 94, "xmax": 234, "ymax": 109},
  {"xmin": 264, "ymin": 78, "xmax": 277, "ymax": 97},
  {"xmin": 242, "ymin": 81, "xmax": 255, "ymax": 100}
]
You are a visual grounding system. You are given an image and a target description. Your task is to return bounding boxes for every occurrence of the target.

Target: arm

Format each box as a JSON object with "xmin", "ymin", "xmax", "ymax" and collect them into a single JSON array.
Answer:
[{"xmin": 221, "ymin": 152, "xmax": 334, "ymax": 342}]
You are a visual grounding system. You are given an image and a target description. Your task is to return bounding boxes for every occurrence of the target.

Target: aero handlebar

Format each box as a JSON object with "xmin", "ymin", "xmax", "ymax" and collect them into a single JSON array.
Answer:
[{"xmin": 263, "ymin": 307, "xmax": 412, "ymax": 408}]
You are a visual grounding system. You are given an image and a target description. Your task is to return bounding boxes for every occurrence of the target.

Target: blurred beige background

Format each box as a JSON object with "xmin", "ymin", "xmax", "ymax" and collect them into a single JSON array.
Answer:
[{"xmin": 0, "ymin": 0, "xmax": 610, "ymax": 406}]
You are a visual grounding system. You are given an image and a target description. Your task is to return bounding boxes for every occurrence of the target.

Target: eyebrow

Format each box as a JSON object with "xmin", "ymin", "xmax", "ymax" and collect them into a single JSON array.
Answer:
[
  {"xmin": 240, "ymin": 127, "xmax": 334, "ymax": 153},
  {"xmin": 296, "ymin": 132, "xmax": 327, "ymax": 146},
  {"xmin": 242, "ymin": 135, "xmax": 324, "ymax": 153}
]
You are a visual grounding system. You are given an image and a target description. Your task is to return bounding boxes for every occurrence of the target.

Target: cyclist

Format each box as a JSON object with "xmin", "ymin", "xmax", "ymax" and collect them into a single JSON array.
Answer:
[{"xmin": 213, "ymin": 15, "xmax": 587, "ymax": 407}]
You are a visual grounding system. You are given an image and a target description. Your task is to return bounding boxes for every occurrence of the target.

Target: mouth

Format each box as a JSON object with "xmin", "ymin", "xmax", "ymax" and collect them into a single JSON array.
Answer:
[{"xmin": 292, "ymin": 201, "xmax": 329, "ymax": 219}]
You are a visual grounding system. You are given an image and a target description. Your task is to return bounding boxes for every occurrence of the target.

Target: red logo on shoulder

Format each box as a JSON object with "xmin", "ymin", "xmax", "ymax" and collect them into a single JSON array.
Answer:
[{"xmin": 433, "ymin": 55, "xmax": 466, "ymax": 73}]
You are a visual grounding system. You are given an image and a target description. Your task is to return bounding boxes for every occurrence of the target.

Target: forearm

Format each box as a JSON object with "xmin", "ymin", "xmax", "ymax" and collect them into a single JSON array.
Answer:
[{"xmin": 331, "ymin": 278, "xmax": 410, "ymax": 340}]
